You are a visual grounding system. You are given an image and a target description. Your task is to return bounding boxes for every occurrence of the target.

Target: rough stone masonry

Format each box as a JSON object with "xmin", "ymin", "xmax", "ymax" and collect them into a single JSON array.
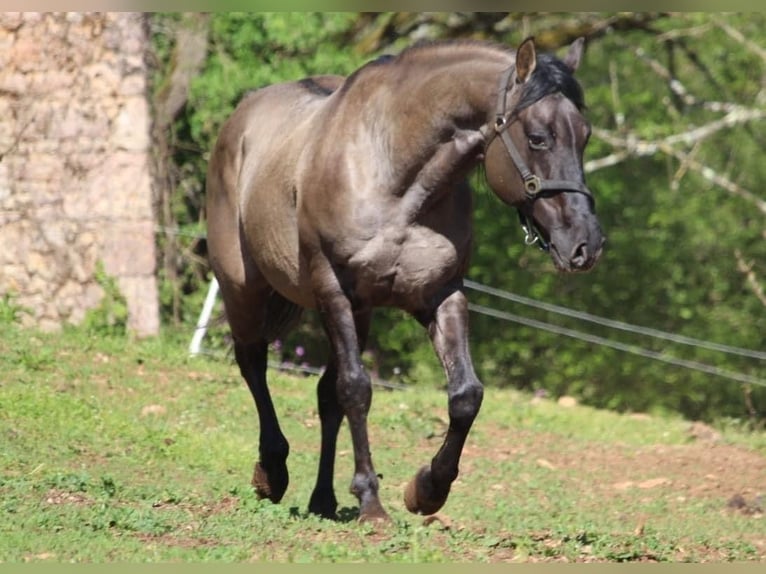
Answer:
[{"xmin": 0, "ymin": 12, "xmax": 159, "ymax": 336}]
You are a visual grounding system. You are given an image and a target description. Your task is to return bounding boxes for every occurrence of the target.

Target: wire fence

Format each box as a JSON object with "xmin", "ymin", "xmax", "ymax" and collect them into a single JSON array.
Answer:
[
  {"xmin": 468, "ymin": 302, "xmax": 766, "ymax": 388},
  {"xmin": 464, "ymin": 279, "xmax": 766, "ymax": 361},
  {"xmin": 156, "ymin": 225, "xmax": 765, "ymax": 389}
]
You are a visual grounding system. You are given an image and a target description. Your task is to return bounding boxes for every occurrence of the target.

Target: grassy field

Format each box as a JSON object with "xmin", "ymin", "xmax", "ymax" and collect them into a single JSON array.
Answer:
[{"xmin": 1, "ymin": 321, "xmax": 765, "ymax": 563}]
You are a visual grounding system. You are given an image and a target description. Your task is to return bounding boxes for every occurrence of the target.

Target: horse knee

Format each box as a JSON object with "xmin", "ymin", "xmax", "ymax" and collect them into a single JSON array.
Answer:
[{"xmin": 336, "ymin": 368, "xmax": 372, "ymax": 414}]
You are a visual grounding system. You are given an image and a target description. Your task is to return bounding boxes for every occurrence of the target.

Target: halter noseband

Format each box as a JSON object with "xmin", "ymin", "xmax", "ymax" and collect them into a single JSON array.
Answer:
[{"xmin": 482, "ymin": 65, "xmax": 594, "ymax": 251}]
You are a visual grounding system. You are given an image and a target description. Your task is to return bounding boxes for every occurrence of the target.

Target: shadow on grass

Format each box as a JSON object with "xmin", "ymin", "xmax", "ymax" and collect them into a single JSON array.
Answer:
[{"xmin": 288, "ymin": 505, "xmax": 361, "ymax": 523}]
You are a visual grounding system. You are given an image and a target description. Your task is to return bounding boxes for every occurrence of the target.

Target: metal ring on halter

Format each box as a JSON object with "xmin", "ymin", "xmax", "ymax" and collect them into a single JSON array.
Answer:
[
  {"xmin": 523, "ymin": 225, "xmax": 540, "ymax": 246},
  {"xmin": 524, "ymin": 175, "xmax": 541, "ymax": 196}
]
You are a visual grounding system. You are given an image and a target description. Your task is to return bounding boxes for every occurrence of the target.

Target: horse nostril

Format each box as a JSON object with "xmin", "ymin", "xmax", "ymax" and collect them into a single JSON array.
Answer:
[{"xmin": 571, "ymin": 242, "xmax": 588, "ymax": 268}]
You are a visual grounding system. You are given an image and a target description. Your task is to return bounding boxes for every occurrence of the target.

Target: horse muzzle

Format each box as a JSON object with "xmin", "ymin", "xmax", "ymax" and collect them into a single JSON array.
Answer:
[{"xmin": 549, "ymin": 227, "xmax": 605, "ymax": 272}]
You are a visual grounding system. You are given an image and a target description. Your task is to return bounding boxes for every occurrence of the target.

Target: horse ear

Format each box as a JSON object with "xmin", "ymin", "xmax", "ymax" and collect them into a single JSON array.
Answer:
[
  {"xmin": 563, "ymin": 37, "xmax": 585, "ymax": 72},
  {"xmin": 515, "ymin": 37, "xmax": 537, "ymax": 84}
]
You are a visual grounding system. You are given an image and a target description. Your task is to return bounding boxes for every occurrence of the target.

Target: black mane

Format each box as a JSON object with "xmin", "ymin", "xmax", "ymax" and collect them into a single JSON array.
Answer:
[
  {"xmin": 298, "ymin": 78, "xmax": 336, "ymax": 97},
  {"xmin": 517, "ymin": 53, "xmax": 585, "ymax": 111}
]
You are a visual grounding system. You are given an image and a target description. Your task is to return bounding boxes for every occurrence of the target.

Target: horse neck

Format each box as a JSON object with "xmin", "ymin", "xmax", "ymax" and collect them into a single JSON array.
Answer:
[{"xmin": 370, "ymin": 47, "xmax": 513, "ymax": 173}]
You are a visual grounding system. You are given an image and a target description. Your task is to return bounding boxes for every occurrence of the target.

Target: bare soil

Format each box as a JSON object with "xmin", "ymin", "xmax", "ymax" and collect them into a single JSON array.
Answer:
[{"xmin": 456, "ymin": 418, "xmax": 766, "ymax": 561}]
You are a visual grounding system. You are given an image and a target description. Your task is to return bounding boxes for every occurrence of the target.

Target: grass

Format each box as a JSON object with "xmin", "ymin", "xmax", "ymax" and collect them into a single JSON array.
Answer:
[{"xmin": 1, "ymin": 321, "xmax": 765, "ymax": 562}]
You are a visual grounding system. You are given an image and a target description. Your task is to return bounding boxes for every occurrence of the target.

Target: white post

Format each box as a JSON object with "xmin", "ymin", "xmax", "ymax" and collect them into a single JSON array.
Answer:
[{"xmin": 188, "ymin": 277, "xmax": 220, "ymax": 356}]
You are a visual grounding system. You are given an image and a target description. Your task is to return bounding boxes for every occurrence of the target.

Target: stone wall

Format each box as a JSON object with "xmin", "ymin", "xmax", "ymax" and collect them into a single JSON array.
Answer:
[{"xmin": 0, "ymin": 12, "xmax": 159, "ymax": 336}]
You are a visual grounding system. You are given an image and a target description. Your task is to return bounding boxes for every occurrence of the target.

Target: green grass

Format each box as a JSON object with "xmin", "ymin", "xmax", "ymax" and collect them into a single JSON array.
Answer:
[{"xmin": 1, "ymin": 321, "xmax": 764, "ymax": 562}]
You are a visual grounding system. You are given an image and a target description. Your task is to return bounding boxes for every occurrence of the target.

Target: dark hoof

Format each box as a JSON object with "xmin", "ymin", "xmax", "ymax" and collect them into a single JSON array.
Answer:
[
  {"xmin": 308, "ymin": 489, "xmax": 338, "ymax": 520},
  {"xmin": 404, "ymin": 465, "xmax": 449, "ymax": 515},
  {"xmin": 252, "ymin": 460, "xmax": 288, "ymax": 503}
]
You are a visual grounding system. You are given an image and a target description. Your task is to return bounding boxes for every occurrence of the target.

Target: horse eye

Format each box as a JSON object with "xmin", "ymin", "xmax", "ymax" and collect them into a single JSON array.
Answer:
[{"xmin": 528, "ymin": 134, "xmax": 548, "ymax": 150}]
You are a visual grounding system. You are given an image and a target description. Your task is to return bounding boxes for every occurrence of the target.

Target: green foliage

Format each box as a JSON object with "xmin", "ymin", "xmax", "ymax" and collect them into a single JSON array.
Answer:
[
  {"xmin": 149, "ymin": 13, "xmax": 766, "ymax": 424},
  {"xmin": 80, "ymin": 262, "xmax": 129, "ymax": 337},
  {"xmin": 0, "ymin": 293, "xmax": 24, "ymax": 324}
]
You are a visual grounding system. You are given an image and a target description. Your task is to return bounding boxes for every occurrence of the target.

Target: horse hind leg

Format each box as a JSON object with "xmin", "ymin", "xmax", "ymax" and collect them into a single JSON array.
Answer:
[
  {"xmin": 234, "ymin": 339, "xmax": 290, "ymax": 503},
  {"xmin": 226, "ymin": 288, "xmax": 302, "ymax": 504},
  {"xmin": 262, "ymin": 289, "xmax": 304, "ymax": 343},
  {"xmin": 307, "ymin": 360, "xmax": 341, "ymax": 518}
]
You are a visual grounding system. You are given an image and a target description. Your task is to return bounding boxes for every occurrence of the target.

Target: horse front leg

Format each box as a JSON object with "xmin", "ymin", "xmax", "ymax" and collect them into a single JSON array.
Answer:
[
  {"xmin": 315, "ymin": 286, "xmax": 389, "ymax": 523},
  {"xmin": 308, "ymin": 309, "xmax": 371, "ymax": 520},
  {"xmin": 405, "ymin": 288, "xmax": 484, "ymax": 515}
]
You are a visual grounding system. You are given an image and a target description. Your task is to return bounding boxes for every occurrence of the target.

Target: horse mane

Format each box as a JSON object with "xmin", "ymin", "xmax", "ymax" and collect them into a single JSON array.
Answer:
[
  {"xmin": 339, "ymin": 53, "xmax": 397, "ymax": 94},
  {"xmin": 393, "ymin": 38, "xmax": 586, "ymax": 111},
  {"xmin": 335, "ymin": 38, "xmax": 585, "ymax": 112},
  {"xmin": 516, "ymin": 52, "xmax": 586, "ymax": 112},
  {"xmin": 298, "ymin": 77, "xmax": 337, "ymax": 97}
]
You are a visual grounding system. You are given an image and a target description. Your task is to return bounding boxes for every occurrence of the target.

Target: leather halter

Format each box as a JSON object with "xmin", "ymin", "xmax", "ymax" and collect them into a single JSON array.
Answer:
[{"xmin": 481, "ymin": 65, "xmax": 594, "ymax": 250}]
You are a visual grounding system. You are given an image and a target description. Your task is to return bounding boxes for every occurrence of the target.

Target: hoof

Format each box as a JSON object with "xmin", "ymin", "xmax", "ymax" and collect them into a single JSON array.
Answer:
[
  {"xmin": 404, "ymin": 465, "xmax": 449, "ymax": 515},
  {"xmin": 252, "ymin": 460, "xmax": 288, "ymax": 503},
  {"xmin": 358, "ymin": 505, "xmax": 392, "ymax": 525},
  {"xmin": 308, "ymin": 489, "xmax": 338, "ymax": 520}
]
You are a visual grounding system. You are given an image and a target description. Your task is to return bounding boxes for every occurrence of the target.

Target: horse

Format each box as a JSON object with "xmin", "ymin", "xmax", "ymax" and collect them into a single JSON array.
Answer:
[{"xmin": 205, "ymin": 36, "xmax": 604, "ymax": 523}]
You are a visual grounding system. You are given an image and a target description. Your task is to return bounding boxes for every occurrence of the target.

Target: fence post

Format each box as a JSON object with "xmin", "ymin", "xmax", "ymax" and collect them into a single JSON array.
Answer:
[{"xmin": 188, "ymin": 276, "xmax": 220, "ymax": 356}]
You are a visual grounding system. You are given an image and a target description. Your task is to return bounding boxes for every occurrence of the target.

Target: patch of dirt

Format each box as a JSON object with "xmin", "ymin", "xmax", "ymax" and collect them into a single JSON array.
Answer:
[
  {"xmin": 150, "ymin": 495, "xmax": 240, "ymax": 518},
  {"xmin": 462, "ymin": 419, "xmax": 765, "ymax": 513},
  {"xmin": 134, "ymin": 532, "xmax": 221, "ymax": 550},
  {"xmin": 43, "ymin": 488, "xmax": 93, "ymax": 506},
  {"xmin": 449, "ymin": 414, "xmax": 766, "ymax": 562}
]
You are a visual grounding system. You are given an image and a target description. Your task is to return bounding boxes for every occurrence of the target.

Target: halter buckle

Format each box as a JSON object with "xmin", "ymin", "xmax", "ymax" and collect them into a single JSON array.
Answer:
[{"xmin": 524, "ymin": 175, "xmax": 541, "ymax": 196}]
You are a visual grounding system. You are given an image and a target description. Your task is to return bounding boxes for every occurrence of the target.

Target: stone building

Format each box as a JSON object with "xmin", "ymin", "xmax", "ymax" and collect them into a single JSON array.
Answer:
[{"xmin": 0, "ymin": 12, "xmax": 159, "ymax": 336}]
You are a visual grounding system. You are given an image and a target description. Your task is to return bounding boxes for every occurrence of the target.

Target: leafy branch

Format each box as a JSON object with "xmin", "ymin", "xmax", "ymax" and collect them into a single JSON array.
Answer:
[
  {"xmin": 586, "ymin": 24, "xmax": 766, "ymax": 215},
  {"xmin": 735, "ymin": 249, "xmax": 766, "ymax": 308}
]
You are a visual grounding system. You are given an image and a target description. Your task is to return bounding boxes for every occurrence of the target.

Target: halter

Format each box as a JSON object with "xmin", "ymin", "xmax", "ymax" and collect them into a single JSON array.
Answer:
[{"xmin": 481, "ymin": 65, "xmax": 594, "ymax": 251}]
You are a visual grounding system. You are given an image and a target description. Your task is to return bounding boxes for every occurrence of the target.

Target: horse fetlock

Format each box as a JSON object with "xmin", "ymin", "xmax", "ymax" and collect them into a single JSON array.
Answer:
[
  {"xmin": 404, "ymin": 465, "xmax": 451, "ymax": 515},
  {"xmin": 349, "ymin": 471, "xmax": 379, "ymax": 500},
  {"xmin": 347, "ymin": 473, "xmax": 390, "ymax": 523},
  {"xmin": 252, "ymin": 459, "xmax": 289, "ymax": 503},
  {"xmin": 259, "ymin": 435, "xmax": 290, "ymax": 461}
]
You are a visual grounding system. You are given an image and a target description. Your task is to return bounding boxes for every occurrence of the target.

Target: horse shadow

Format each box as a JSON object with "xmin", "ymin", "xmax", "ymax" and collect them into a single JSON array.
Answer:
[{"xmin": 289, "ymin": 505, "xmax": 361, "ymax": 524}]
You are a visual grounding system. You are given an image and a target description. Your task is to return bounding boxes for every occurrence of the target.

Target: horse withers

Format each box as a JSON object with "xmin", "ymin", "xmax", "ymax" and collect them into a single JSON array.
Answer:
[{"xmin": 205, "ymin": 37, "xmax": 604, "ymax": 523}]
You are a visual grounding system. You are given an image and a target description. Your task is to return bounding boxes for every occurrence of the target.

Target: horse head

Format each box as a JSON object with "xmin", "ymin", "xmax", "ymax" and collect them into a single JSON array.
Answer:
[{"xmin": 484, "ymin": 37, "xmax": 604, "ymax": 272}]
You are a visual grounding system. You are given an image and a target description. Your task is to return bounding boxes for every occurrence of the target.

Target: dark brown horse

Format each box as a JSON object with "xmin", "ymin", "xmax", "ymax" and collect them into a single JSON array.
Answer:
[{"xmin": 206, "ymin": 37, "xmax": 604, "ymax": 523}]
